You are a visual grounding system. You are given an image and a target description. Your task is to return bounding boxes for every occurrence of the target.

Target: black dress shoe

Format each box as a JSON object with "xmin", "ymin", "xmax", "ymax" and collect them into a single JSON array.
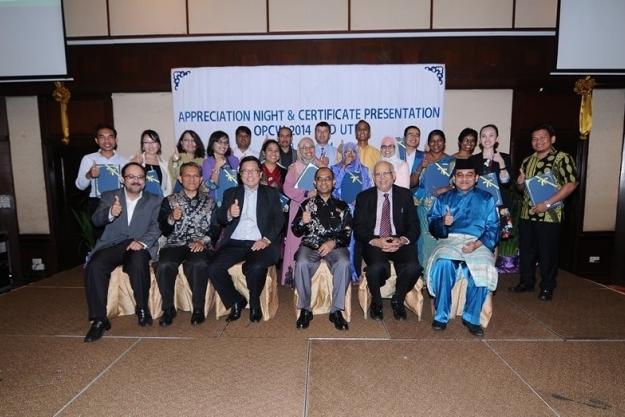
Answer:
[
  {"xmin": 508, "ymin": 283, "xmax": 534, "ymax": 293},
  {"xmin": 462, "ymin": 319, "xmax": 484, "ymax": 336},
  {"xmin": 249, "ymin": 307, "xmax": 262, "ymax": 322},
  {"xmin": 370, "ymin": 303, "xmax": 384, "ymax": 320},
  {"xmin": 159, "ymin": 308, "xmax": 177, "ymax": 327},
  {"xmin": 538, "ymin": 289, "xmax": 554, "ymax": 301},
  {"xmin": 296, "ymin": 309, "xmax": 313, "ymax": 329},
  {"xmin": 136, "ymin": 308, "xmax": 153, "ymax": 327},
  {"xmin": 84, "ymin": 319, "xmax": 111, "ymax": 343},
  {"xmin": 390, "ymin": 299, "xmax": 407, "ymax": 320},
  {"xmin": 431, "ymin": 320, "xmax": 447, "ymax": 331},
  {"xmin": 329, "ymin": 311, "xmax": 349, "ymax": 331},
  {"xmin": 226, "ymin": 298, "xmax": 248, "ymax": 322},
  {"xmin": 191, "ymin": 308, "xmax": 205, "ymax": 325}
]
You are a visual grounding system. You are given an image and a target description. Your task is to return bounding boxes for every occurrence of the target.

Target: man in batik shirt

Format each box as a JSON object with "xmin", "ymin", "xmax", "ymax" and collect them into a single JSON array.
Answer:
[{"xmin": 291, "ymin": 167, "xmax": 352, "ymax": 330}]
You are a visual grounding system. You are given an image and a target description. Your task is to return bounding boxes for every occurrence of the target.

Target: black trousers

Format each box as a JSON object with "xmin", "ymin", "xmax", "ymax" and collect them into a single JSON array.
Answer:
[
  {"xmin": 519, "ymin": 219, "xmax": 561, "ymax": 291},
  {"xmin": 207, "ymin": 240, "xmax": 280, "ymax": 309},
  {"xmin": 156, "ymin": 245, "xmax": 213, "ymax": 311},
  {"xmin": 85, "ymin": 239, "xmax": 151, "ymax": 321},
  {"xmin": 362, "ymin": 243, "xmax": 422, "ymax": 305}
]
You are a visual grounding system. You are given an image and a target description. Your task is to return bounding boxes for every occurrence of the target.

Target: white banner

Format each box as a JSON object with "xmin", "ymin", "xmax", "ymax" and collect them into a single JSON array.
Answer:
[{"xmin": 171, "ymin": 64, "xmax": 445, "ymax": 150}]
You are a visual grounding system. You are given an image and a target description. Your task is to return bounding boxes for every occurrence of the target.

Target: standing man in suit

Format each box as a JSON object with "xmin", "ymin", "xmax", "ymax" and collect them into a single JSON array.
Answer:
[
  {"xmin": 207, "ymin": 156, "xmax": 285, "ymax": 322},
  {"xmin": 84, "ymin": 162, "xmax": 162, "ymax": 342},
  {"xmin": 353, "ymin": 160, "xmax": 421, "ymax": 320}
]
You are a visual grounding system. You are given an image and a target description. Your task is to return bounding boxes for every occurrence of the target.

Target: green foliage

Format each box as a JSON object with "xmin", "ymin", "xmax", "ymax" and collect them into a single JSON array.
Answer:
[
  {"xmin": 498, "ymin": 188, "xmax": 522, "ymax": 257},
  {"xmin": 71, "ymin": 207, "xmax": 95, "ymax": 252}
]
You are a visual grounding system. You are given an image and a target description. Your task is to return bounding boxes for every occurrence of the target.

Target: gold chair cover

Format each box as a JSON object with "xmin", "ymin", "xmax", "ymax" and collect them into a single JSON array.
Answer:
[
  {"xmin": 357, "ymin": 263, "xmax": 425, "ymax": 321},
  {"xmin": 292, "ymin": 260, "xmax": 352, "ymax": 322}
]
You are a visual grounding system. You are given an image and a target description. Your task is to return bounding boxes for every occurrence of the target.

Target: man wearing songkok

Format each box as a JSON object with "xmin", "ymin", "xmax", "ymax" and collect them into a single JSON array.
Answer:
[
  {"xmin": 509, "ymin": 123, "xmax": 578, "ymax": 301},
  {"xmin": 426, "ymin": 158, "xmax": 499, "ymax": 336},
  {"xmin": 353, "ymin": 160, "xmax": 421, "ymax": 321},
  {"xmin": 156, "ymin": 162, "xmax": 220, "ymax": 327},
  {"xmin": 292, "ymin": 167, "xmax": 352, "ymax": 330},
  {"xmin": 207, "ymin": 156, "xmax": 284, "ymax": 322},
  {"xmin": 84, "ymin": 162, "xmax": 161, "ymax": 342}
]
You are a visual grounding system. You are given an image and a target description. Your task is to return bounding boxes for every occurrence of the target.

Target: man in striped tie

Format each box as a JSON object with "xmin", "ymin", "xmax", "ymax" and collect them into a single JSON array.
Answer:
[{"xmin": 353, "ymin": 161, "xmax": 421, "ymax": 320}]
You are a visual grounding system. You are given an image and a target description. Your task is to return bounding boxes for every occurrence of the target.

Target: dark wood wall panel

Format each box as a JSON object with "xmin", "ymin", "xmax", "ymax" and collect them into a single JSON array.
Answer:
[{"xmin": 4, "ymin": 36, "xmax": 622, "ymax": 96}]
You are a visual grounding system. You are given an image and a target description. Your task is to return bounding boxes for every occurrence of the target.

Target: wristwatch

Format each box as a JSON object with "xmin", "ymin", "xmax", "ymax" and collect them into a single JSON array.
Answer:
[{"xmin": 544, "ymin": 201, "xmax": 552, "ymax": 209}]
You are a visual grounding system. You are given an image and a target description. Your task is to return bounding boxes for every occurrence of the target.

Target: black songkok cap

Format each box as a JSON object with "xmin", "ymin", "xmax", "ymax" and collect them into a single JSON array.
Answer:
[{"xmin": 453, "ymin": 158, "xmax": 478, "ymax": 172}]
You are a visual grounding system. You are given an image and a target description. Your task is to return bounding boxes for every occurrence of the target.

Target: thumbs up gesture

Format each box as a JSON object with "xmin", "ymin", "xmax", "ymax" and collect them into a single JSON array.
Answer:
[
  {"xmin": 443, "ymin": 206, "xmax": 454, "ymax": 226},
  {"xmin": 302, "ymin": 209, "xmax": 312, "ymax": 224},
  {"xmin": 87, "ymin": 160, "xmax": 100, "ymax": 179},
  {"xmin": 229, "ymin": 198, "xmax": 240, "ymax": 218},
  {"xmin": 170, "ymin": 203, "xmax": 183, "ymax": 221},
  {"xmin": 111, "ymin": 195, "xmax": 123, "ymax": 218}
]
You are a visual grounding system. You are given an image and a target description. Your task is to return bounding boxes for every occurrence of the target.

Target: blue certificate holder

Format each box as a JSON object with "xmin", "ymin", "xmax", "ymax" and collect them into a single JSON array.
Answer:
[
  {"xmin": 215, "ymin": 168, "xmax": 238, "ymax": 206},
  {"xmin": 476, "ymin": 172, "xmax": 502, "ymax": 206},
  {"xmin": 525, "ymin": 171, "xmax": 563, "ymax": 209},
  {"xmin": 279, "ymin": 193, "xmax": 290, "ymax": 212},
  {"xmin": 396, "ymin": 137, "xmax": 407, "ymax": 161},
  {"xmin": 294, "ymin": 163, "xmax": 318, "ymax": 191},
  {"xmin": 422, "ymin": 161, "xmax": 451, "ymax": 194},
  {"xmin": 96, "ymin": 164, "xmax": 121, "ymax": 195},
  {"xmin": 340, "ymin": 170, "xmax": 364, "ymax": 204},
  {"xmin": 144, "ymin": 168, "xmax": 163, "ymax": 197}
]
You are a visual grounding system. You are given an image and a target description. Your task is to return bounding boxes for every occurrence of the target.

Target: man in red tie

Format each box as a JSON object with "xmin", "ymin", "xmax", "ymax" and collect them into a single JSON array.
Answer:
[{"xmin": 353, "ymin": 160, "xmax": 421, "ymax": 320}]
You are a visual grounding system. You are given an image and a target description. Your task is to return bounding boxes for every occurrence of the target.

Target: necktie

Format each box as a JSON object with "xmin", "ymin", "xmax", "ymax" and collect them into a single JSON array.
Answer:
[{"xmin": 380, "ymin": 193, "xmax": 391, "ymax": 237}]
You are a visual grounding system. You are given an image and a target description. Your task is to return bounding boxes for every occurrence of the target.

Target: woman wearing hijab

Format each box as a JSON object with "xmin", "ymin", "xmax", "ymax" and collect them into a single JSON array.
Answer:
[
  {"xmin": 331, "ymin": 142, "xmax": 372, "ymax": 281},
  {"xmin": 379, "ymin": 136, "xmax": 410, "ymax": 188},
  {"xmin": 281, "ymin": 137, "xmax": 318, "ymax": 285}
]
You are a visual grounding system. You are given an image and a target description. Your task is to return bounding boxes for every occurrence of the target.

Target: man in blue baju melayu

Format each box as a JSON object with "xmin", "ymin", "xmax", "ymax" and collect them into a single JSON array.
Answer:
[{"xmin": 425, "ymin": 158, "xmax": 499, "ymax": 336}]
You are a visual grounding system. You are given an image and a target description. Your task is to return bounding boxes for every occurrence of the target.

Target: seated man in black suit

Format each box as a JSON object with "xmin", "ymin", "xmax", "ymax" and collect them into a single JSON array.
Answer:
[
  {"xmin": 84, "ymin": 162, "xmax": 162, "ymax": 342},
  {"xmin": 207, "ymin": 156, "xmax": 284, "ymax": 322},
  {"xmin": 353, "ymin": 160, "xmax": 421, "ymax": 320}
]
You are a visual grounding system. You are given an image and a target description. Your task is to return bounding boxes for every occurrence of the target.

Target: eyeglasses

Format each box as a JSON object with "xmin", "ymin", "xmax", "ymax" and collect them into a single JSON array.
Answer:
[
  {"xmin": 240, "ymin": 169, "xmax": 261, "ymax": 175},
  {"xmin": 124, "ymin": 174, "xmax": 146, "ymax": 180},
  {"xmin": 300, "ymin": 145, "xmax": 314, "ymax": 150},
  {"xmin": 142, "ymin": 141, "xmax": 158, "ymax": 145},
  {"xmin": 373, "ymin": 171, "xmax": 393, "ymax": 178},
  {"xmin": 380, "ymin": 145, "xmax": 395, "ymax": 150},
  {"xmin": 315, "ymin": 176, "xmax": 333, "ymax": 182},
  {"xmin": 216, "ymin": 139, "xmax": 229, "ymax": 145}
]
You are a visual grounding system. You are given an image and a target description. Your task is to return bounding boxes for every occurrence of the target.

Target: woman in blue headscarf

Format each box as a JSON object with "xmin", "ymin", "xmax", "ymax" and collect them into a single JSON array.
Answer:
[{"xmin": 331, "ymin": 142, "xmax": 372, "ymax": 281}]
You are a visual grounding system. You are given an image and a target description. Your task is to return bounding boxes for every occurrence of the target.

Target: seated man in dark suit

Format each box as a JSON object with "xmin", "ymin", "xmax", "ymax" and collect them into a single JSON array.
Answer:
[
  {"xmin": 84, "ymin": 162, "xmax": 162, "ymax": 342},
  {"xmin": 156, "ymin": 162, "xmax": 220, "ymax": 327},
  {"xmin": 353, "ymin": 160, "xmax": 421, "ymax": 320},
  {"xmin": 207, "ymin": 156, "xmax": 284, "ymax": 322},
  {"xmin": 291, "ymin": 167, "xmax": 352, "ymax": 330}
]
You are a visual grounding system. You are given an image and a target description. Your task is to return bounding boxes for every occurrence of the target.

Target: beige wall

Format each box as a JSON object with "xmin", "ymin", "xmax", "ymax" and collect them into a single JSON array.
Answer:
[
  {"xmin": 514, "ymin": 0, "xmax": 558, "ymax": 28},
  {"xmin": 63, "ymin": 0, "xmax": 555, "ymax": 37},
  {"xmin": 108, "ymin": 0, "xmax": 187, "ymax": 36},
  {"xmin": 443, "ymin": 90, "xmax": 513, "ymax": 153},
  {"xmin": 188, "ymin": 0, "xmax": 267, "ymax": 34},
  {"xmin": 351, "ymin": 0, "xmax": 430, "ymax": 31},
  {"xmin": 583, "ymin": 89, "xmax": 625, "ymax": 232},
  {"xmin": 6, "ymin": 97, "xmax": 50, "ymax": 234},
  {"xmin": 112, "ymin": 93, "xmax": 176, "ymax": 161},
  {"xmin": 433, "ymin": 0, "xmax": 513, "ymax": 29},
  {"xmin": 63, "ymin": 0, "xmax": 108, "ymax": 37},
  {"xmin": 268, "ymin": 0, "xmax": 348, "ymax": 32}
]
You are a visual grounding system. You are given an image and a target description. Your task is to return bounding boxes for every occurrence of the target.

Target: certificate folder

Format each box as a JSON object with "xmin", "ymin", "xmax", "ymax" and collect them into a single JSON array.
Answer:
[
  {"xmin": 294, "ymin": 163, "xmax": 318, "ymax": 191},
  {"xmin": 215, "ymin": 168, "xmax": 238, "ymax": 206},
  {"xmin": 144, "ymin": 169, "xmax": 163, "ymax": 197},
  {"xmin": 96, "ymin": 164, "xmax": 121, "ymax": 195},
  {"xmin": 340, "ymin": 170, "xmax": 364, "ymax": 204},
  {"xmin": 476, "ymin": 172, "xmax": 502, "ymax": 206},
  {"xmin": 525, "ymin": 171, "xmax": 563, "ymax": 209},
  {"xmin": 422, "ymin": 161, "xmax": 451, "ymax": 194}
]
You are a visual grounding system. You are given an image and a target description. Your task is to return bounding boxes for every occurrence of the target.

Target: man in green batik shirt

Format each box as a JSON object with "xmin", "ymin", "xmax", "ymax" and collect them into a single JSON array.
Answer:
[{"xmin": 509, "ymin": 123, "xmax": 578, "ymax": 301}]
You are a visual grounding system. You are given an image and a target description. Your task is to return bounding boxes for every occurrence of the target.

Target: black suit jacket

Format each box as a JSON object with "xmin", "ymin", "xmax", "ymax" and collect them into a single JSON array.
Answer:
[
  {"xmin": 352, "ymin": 185, "xmax": 419, "ymax": 245},
  {"xmin": 214, "ymin": 184, "xmax": 284, "ymax": 248}
]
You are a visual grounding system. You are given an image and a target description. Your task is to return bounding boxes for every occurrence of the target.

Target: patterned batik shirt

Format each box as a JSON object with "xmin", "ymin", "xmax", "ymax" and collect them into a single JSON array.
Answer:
[
  {"xmin": 520, "ymin": 148, "xmax": 578, "ymax": 223},
  {"xmin": 291, "ymin": 195, "xmax": 352, "ymax": 250},
  {"xmin": 158, "ymin": 191, "xmax": 219, "ymax": 249}
]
